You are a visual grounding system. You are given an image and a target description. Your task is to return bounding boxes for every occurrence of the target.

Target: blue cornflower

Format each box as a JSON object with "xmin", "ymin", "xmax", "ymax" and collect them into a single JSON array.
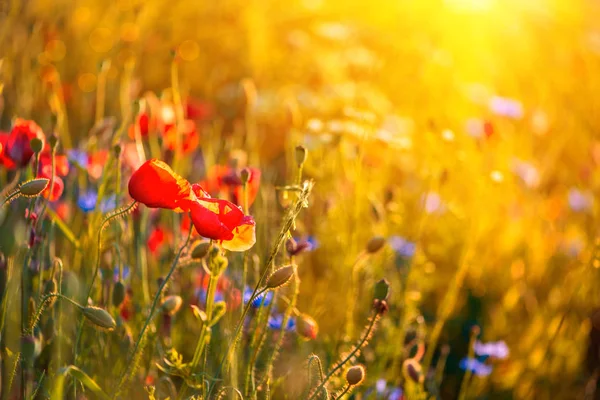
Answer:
[
  {"xmin": 389, "ymin": 236, "xmax": 416, "ymax": 258},
  {"xmin": 78, "ymin": 191, "xmax": 98, "ymax": 212},
  {"xmin": 67, "ymin": 149, "xmax": 89, "ymax": 169},
  {"xmin": 244, "ymin": 287, "xmax": 273, "ymax": 308},
  {"xmin": 474, "ymin": 340, "xmax": 509, "ymax": 359},
  {"xmin": 389, "ymin": 388, "xmax": 404, "ymax": 400},
  {"xmin": 112, "ymin": 265, "xmax": 131, "ymax": 282},
  {"xmin": 268, "ymin": 314, "xmax": 296, "ymax": 331},
  {"xmin": 459, "ymin": 357, "xmax": 493, "ymax": 376}
]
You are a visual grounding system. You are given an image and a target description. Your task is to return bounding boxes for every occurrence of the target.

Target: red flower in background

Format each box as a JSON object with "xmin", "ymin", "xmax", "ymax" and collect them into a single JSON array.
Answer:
[
  {"xmin": 38, "ymin": 165, "xmax": 64, "ymax": 201},
  {"xmin": 0, "ymin": 132, "xmax": 16, "ymax": 169},
  {"xmin": 200, "ymin": 165, "xmax": 261, "ymax": 207},
  {"xmin": 128, "ymin": 159, "xmax": 256, "ymax": 251},
  {"xmin": 4, "ymin": 119, "xmax": 45, "ymax": 168},
  {"xmin": 163, "ymin": 119, "xmax": 200, "ymax": 154},
  {"xmin": 87, "ymin": 150, "xmax": 109, "ymax": 180},
  {"xmin": 148, "ymin": 226, "xmax": 173, "ymax": 255}
]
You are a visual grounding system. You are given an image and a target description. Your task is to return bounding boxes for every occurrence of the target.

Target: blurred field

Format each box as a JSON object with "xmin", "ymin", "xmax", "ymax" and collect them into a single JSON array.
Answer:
[{"xmin": 2, "ymin": 0, "xmax": 600, "ymax": 399}]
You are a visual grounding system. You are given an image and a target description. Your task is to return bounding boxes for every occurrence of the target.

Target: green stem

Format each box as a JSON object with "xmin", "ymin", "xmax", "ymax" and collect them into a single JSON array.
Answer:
[
  {"xmin": 333, "ymin": 385, "xmax": 351, "ymax": 400},
  {"xmin": 308, "ymin": 313, "xmax": 380, "ymax": 400},
  {"xmin": 457, "ymin": 329, "xmax": 479, "ymax": 400},
  {"xmin": 112, "ymin": 228, "xmax": 193, "ymax": 398}
]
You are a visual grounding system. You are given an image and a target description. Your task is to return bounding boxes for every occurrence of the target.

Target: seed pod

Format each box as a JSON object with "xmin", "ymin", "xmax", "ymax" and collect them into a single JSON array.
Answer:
[
  {"xmin": 161, "ymin": 295, "xmax": 183, "ymax": 316},
  {"xmin": 112, "ymin": 280, "xmax": 126, "ymax": 308},
  {"xmin": 82, "ymin": 307, "xmax": 116, "ymax": 331},
  {"xmin": 402, "ymin": 359, "xmax": 423, "ymax": 384},
  {"xmin": 30, "ymin": 137, "xmax": 44, "ymax": 153},
  {"xmin": 296, "ymin": 313, "xmax": 318, "ymax": 340},
  {"xmin": 266, "ymin": 265, "xmax": 295, "ymax": 289},
  {"xmin": 19, "ymin": 178, "xmax": 49, "ymax": 197},
  {"xmin": 295, "ymin": 145, "xmax": 307, "ymax": 167},
  {"xmin": 373, "ymin": 279, "xmax": 390, "ymax": 301},
  {"xmin": 345, "ymin": 365, "xmax": 365, "ymax": 386},
  {"xmin": 366, "ymin": 236, "xmax": 386, "ymax": 253},
  {"xmin": 191, "ymin": 240, "xmax": 211, "ymax": 259}
]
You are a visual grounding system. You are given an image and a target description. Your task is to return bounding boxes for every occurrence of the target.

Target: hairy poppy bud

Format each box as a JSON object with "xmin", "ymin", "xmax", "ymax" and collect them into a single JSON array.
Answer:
[
  {"xmin": 266, "ymin": 265, "xmax": 295, "ymax": 289},
  {"xmin": 373, "ymin": 279, "xmax": 390, "ymax": 301},
  {"xmin": 19, "ymin": 178, "xmax": 49, "ymax": 197},
  {"xmin": 83, "ymin": 307, "xmax": 116, "ymax": 331},
  {"xmin": 366, "ymin": 236, "xmax": 386, "ymax": 253},
  {"xmin": 402, "ymin": 359, "xmax": 423, "ymax": 383},
  {"xmin": 112, "ymin": 280, "xmax": 126, "ymax": 308},
  {"xmin": 48, "ymin": 133, "xmax": 59, "ymax": 149},
  {"xmin": 191, "ymin": 240, "xmax": 211, "ymax": 259},
  {"xmin": 295, "ymin": 145, "xmax": 307, "ymax": 167},
  {"xmin": 296, "ymin": 313, "xmax": 318, "ymax": 340},
  {"xmin": 345, "ymin": 365, "xmax": 365, "ymax": 386},
  {"xmin": 30, "ymin": 137, "xmax": 44, "ymax": 153},
  {"xmin": 161, "ymin": 295, "xmax": 183, "ymax": 315}
]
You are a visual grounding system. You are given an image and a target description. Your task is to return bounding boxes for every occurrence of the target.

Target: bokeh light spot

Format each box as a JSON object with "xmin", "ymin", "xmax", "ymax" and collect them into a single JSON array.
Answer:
[
  {"xmin": 45, "ymin": 39, "xmax": 66, "ymax": 62},
  {"xmin": 78, "ymin": 72, "xmax": 97, "ymax": 93},
  {"xmin": 89, "ymin": 28, "xmax": 115, "ymax": 53},
  {"xmin": 178, "ymin": 40, "xmax": 200, "ymax": 61}
]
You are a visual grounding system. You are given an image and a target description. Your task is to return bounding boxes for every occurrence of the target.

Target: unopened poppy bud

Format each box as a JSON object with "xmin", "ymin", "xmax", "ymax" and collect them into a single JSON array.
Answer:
[
  {"xmin": 345, "ymin": 365, "xmax": 365, "ymax": 386},
  {"xmin": 366, "ymin": 236, "xmax": 386, "ymax": 253},
  {"xmin": 266, "ymin": 265, "xmax": 295, "ymax": 289},
  {"xmin": 240, "ymin": 168, "xmax": 251, "ymax": 185},
  {"xmin": 373, "ymin": 279, "xmax": 390, "ymax": 301},
  {"xmin": 113, "ymin": 143, "xmax": 122, "ymax": 157},
  {"xmin": 21, "ymin": 335, "xmax": 37, "ymax": 362},
  {"xmin": 112, "ymin": 280, "xmax": 126, "ymax": 308},
  {"xmin": 19, "ymin": 178, "xmax": 49, "ymax": 197},
  {"xmin": 191, "ymin": 240, "xmax": 211, "ymax": 259},
  {"xmin": 296, "ymin": 313, "xmax": 318, "ymax": 340},
  {"xmin": 161, "ymin": 295, "xmax": 183, "ymax": 315},
  {"xmin": 43, "ymin": 278, "xmax": 58, "ymax": 308},
  {"xmin": 402, "ymin": 359, "xmax": 423, "ymax": 384},
  {"xmin": 82, "ymin": 306, "xmax": 116, "ymax": 331},
  {"xmin": 295, "ymin": 145, "xmax": 307, "ymax": 167},
  {"xmin": 30, "ymin": 137, "xmax": 44, "ymax": 153},
  {"xmin": 48, "ymin": 133, "xmax": 59, "ymax": 149}
]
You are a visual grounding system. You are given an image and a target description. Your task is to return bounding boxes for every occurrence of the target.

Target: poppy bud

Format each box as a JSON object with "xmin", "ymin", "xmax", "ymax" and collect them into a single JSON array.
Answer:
[
  {"xmin": 266, "ymin": 265, "xmax": 295, "ymax": 289},
  {"xmin": 43, "ymin": 278, "xmax": 58, "ymax": 308},
  {"xmin": 373, "ymin": 279, "xmax": 390, "ymax": 301},
  {"xmin": 161, "ymin": 295, "xmax": 183, "ymax": 315},
  {"xmin": 112, "ymin": 280, "xmax": 126, "ymax": 308},
  {"xmin": 240, "ymin": 168, "xmax": 251, "ymax": 185},
  {"xmin": 48, "ymin": 133, "xmax": 59, "ymax": 149},
  {"xmin": 402, "ymin": 359, "xmax": 423, "ymax": 384},
  {"xmin": 366, "ymin": 236, "xmax": 386, "ymax": 253},
  {"xmin": 191, "ymin": 240, "xmax": 211, "ymax": 259},
  {"xmin": 113, "ymin": 143, "xmax": 122, "ymax": 157},
  {"xmin": 209, "ymin": 301, "xmax": 227, "ymax": 326},
  {"xmin": 82, "ymin": 306, "xmax": 116, "ymax": 331},
  {"xmin": 345, "ymin": 365, "xmax": 365, "ymax": 386},
  {"xmin": 295, "ymin": 145, "xmax": 307, "ymax": 167},
  {"xmin": 30, "ymin": 137, "xmax": 44, "ymax": 154},
  {"xmin": 21, "ymin": 335, "xmax": 38, "ymax": 362},
  {"xmin": 19, "ymin": 178, "xmax": 49, "ymax": 197},
  {"xmin": 296, "ymin": 313, "xmax": 318, "ymax": 340},
  {"xmin": 209, "ymin": 253, "xmax": 228, "ymax": 275}
]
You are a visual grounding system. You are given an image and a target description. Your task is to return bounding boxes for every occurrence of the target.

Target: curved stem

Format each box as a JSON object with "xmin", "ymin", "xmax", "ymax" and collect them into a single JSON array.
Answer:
[
  {"xmin": 333, "ymin": 385, "xmax": 351, "ymax": 400},
  {"xmin": 308, "ymin": 313, "xmax": 379, "ymax": 400},
  {"xmin": 112, "ymin": 228, "xmax": 193, "ymax": 398},
  {"xmin": 1, "ymin": 190, "xmax": 20, "ymax": 207}
]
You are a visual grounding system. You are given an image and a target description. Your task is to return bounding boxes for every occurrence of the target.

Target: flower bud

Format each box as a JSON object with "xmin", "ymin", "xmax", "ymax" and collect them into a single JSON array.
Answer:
[
  {"xmin": 296, "ymin": 313, "xmax": 318, "ymax": 340},
  {"xmin": 82, "ymin": 306, "xmax": 116, "ymax": 331},
  {"xmin": 113, "ymin": 143, "xmax": 122, "ymax": 157},
  {"xmin": 240, "ymin": 168, "xmax": 251, "ymax": 185},
  {"xmin": 402, "ymin": 359, "xmax": 423, "ymax": 384},
  {"xmin": 30, "ymin": 137, "xmax": 44, "ymax": 153},
  {"xmin": 373, "ymin": 279, "xmax": 390, "ymax": 301},
  {"xmin": 112, "ymin": 280, "xmax": 126, "ymax": 308},
  {"xmin": 19, "ymin": 178, "xmax": 49, "ymax": 197},
  {"xmin": 161, "ymin": 295, "xmax": 183, "ymax": 315},
  {"xmin": 295, "ymin": 145, "xmax": 307, "ymax": 167},
  {"xmin": 266, "ymin": 265, "xmax": 295, "ymax": 289},
  {"xmin": 366, "ymin": 236, "xmax": 386, "ymax": 253},
  {"xmin": 209, "ymin": 301, "xmax": 227, "ymax": 326},
  {"xmin": 191, "ymin": 240, "xmax": 211, "ymax": 259},
  {"xmin": 345, "ymin": 365, "xmax": 365, "ymax": 386},
  {"xmin": 48, "ymin": 133, "xmax": 59, "ymax": 149}
]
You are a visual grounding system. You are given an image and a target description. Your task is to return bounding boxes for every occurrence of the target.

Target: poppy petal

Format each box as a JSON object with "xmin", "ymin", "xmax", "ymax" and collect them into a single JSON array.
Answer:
[
  {"xmin": 221, "ymin": 215, "xmax": 256, "ymax": 252},
  {"xmin": 189, "ymin": 201, "xmax": 235, "ymax": 240}
]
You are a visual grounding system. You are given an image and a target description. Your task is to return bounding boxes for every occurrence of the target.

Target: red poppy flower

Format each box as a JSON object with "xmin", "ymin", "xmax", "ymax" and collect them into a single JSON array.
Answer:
[
  {"xmin": 39, "ymin": 153, "xmax": 69, "ymax": 177},
  {"xmin": 189, "ymin": 196, "xmax": 256, "ymax": 252},
  {"xmin": 163, "ymin": 119, "xmax": 200, "ymax": 154},
  {"xmin": 87, "ymin": 150, "xmax": 109, "ymax": 180},
  {"xmin": 148, "ymin": 226, "xmax": 173, "ymax": 255},
  {"xmin": 0, "ymin": 132, "xmax": 16, "ymax": 169},
  {"xmin": 200, "ymin": 165, "xmax": 261, "ymax": 207},
  {"xmin": 128, "ymin": 159, "xmax": 194, "ymax": 212},
  {"xmin": 185, "ymin": 97, "xmax": 214, "ymax": 121},
  {"xmin": 5, "ymin": 119, "xmax": 45, "ymax": 167},
  {"xmin": 38, "ymin": 165, "xmax": 64, "ymax": 201}
]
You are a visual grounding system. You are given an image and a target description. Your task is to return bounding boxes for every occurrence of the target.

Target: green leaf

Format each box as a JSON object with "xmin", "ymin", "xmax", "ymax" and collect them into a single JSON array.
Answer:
[{"xmin": 51, "ymin": 365, "xmax": 110, "ymax": 400}]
